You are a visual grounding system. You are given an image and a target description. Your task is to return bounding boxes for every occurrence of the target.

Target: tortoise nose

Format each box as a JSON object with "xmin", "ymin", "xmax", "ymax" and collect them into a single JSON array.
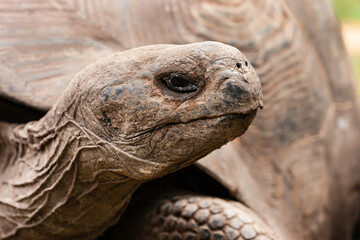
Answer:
[{"xmin": 236, "ymin": 60, "xmax": 250, "ymax": 71}]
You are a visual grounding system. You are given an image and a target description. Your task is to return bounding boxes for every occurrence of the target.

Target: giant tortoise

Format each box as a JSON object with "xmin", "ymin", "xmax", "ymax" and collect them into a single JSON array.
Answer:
[
  {"xmin": 0, "ymin": 41, "xmax": 265, "ymax": 239},
  {"xmin": 0, "ymin": 0, "xmax": 359, "ymax": 240}
]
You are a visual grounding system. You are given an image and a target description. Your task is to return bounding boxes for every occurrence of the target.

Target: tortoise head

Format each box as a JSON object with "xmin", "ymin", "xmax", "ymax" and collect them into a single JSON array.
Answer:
[{"xmin": 61, "ymin": 41, "xmax": 263, "ymax": 179}]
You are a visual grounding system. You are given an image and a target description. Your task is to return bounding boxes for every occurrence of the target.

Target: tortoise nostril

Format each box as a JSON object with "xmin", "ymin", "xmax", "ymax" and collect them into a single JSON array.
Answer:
[
  {"xmin": 245, "ymin": 61, "xmax": 249, "ymax": 67},
  {"xmin": 236, "ymin": 62, "xmax": 242, "ymax": 69}
]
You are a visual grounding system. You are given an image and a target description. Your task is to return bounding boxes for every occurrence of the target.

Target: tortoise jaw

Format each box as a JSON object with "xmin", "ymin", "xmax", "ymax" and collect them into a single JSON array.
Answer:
[
  {"xmin": 159, "ymin": 109, "xmax": 257, "ymax": 133},
  {"xmin": 219, "ymin": 110, "xmax": 257, "ymax": 133},
  {"xmin": 145, "ymin": 109, "xmax": 258, "ymax": 169},
  {"xmin": 157, "ymin": 109, "xmax": 258, "ymax": 145},
  {"xmin": 228, "ymin": 110, "xmax": 257, "ymax": 121},
  {"xmin": 115, "ymin": 109, "xmax": 257, "ymax": 143}
]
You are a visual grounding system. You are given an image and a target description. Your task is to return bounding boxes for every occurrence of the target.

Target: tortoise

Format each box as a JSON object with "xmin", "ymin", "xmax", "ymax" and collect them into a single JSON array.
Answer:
[
  {"xmin": 0, "ymin": 41, "xmax": 264, "ymax": 239},
  {"xmin": 0, "ymin": 0, "xmax": 360, "ymax": 239}
]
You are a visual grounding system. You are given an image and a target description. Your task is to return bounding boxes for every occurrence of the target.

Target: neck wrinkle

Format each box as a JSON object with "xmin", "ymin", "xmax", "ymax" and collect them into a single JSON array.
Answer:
[
  {"xmin": 0, "ymin": 106, "xmax": 144, "ymax": 240},
  {"xmin": 0, "ymin": 122, "xmax": 18, "ymax": 174}
]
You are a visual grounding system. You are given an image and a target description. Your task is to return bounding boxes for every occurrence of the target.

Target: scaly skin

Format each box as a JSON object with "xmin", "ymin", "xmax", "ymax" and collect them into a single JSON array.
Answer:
[
  {"xmin": 0, "ymin": 42, "xmax": 263, "ymax": 239},
  {"xmin": 107, "ymin": 192, "xmax": 280, "ymax": 240}
]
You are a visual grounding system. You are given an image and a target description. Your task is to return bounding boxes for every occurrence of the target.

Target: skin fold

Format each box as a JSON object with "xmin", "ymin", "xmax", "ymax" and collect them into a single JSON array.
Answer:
[{"xmin": 0, "ymin": 42, "xmax": 262, "ymax": 239}]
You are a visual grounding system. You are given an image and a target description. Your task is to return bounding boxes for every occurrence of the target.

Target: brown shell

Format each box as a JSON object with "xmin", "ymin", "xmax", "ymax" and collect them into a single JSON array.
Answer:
[{"xmin": 0, "ymin": 1, "xmax": 359, "ymax": 239}]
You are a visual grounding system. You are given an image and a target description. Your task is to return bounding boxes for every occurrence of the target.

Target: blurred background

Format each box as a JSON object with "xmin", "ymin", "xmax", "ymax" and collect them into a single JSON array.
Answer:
[
  {"xmin": 332, "ymin": 0, "xmax": 360, "ymax": 93},
  {"xmin": 332, "ymin": 3, "xmax": 360, "ymax": 236}
]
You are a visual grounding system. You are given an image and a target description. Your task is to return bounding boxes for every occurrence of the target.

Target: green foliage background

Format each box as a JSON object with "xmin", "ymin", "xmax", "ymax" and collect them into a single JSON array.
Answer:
[
  {"xmin": 332, "ymin": 0, "xmax": 360, "ymax": 89},
  {"xmin": 333, "ymin": 0, "xmax": 360, "ymax": 20}
]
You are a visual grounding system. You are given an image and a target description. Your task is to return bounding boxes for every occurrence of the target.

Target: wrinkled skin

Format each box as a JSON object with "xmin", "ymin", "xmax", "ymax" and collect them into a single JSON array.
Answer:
[{"xmin": 0, "ymin": 42, "xmax": 262, "ymax": 239}]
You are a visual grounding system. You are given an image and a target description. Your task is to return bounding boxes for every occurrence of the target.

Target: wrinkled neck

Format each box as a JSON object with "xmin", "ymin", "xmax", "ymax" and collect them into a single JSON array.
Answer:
[
  {"xmin": 0, "ymin": 102, "xmax": 130, "ymax": 189},
  {"xmin": 0, "ymin": 122, "xmax": 18, "ymax": 173},
  {"xmin": 0, "ymin": 107, "xmax": 143, "ymax": 239}
]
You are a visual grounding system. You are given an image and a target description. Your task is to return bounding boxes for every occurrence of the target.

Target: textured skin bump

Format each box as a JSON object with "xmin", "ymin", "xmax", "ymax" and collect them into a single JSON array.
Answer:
[{"xmin": 134, "ymin": 194, "xmax": 279, "ymax": 240}]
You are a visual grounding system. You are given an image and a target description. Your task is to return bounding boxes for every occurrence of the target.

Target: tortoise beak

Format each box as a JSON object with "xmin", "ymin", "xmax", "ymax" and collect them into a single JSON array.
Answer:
[
  {"xmin": 222, "ymin": 74, "xmax": 263, "ymax": 114},
  {"xmin": 258, "ymin": 95, "xmax": 264, "ymax": 110}
]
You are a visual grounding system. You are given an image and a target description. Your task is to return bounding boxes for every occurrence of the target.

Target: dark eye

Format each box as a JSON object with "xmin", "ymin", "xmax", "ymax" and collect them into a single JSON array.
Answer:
[{"xmin": 164, "ymin": 75, "xmax": 198, "ymax": 93}]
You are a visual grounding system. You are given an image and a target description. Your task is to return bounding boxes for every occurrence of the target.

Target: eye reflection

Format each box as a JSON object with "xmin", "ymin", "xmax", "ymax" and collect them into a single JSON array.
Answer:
[{"xmin": 164, "ymin": 75, "xmax": 198, "ymax": 93}]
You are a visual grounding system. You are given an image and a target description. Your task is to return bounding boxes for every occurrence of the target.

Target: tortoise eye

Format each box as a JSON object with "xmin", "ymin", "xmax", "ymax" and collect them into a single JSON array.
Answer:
[{"xmin": 165, "ymin": 75, "xmax": 198, "ymax": 93}]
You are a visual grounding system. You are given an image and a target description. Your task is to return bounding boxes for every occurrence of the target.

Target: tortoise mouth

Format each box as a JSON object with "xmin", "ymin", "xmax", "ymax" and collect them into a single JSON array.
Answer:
[
  {"xmin": 219, "ymin": 111, "xmax": 257, "ymax": 122},
  {"xmin": 185, "ymin": 111, "xmax": 256, "ymax": 126},
  {"xmin": 114, "ymin": 106, "xmax": 258, "ymax": 144},
  {"xmin": 128, "ymin": 110, "xmax": 257, "ymax": 140},
  {"xmin": 146, "ymin": 110, "xmax": 257, "ymax": 164}
]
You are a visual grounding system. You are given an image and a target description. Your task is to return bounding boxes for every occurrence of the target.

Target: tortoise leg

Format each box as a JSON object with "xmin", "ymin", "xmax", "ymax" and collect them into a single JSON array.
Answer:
[{"xmin": 103, "ymin": 192, "xmax": 279, "ymax": 240}]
